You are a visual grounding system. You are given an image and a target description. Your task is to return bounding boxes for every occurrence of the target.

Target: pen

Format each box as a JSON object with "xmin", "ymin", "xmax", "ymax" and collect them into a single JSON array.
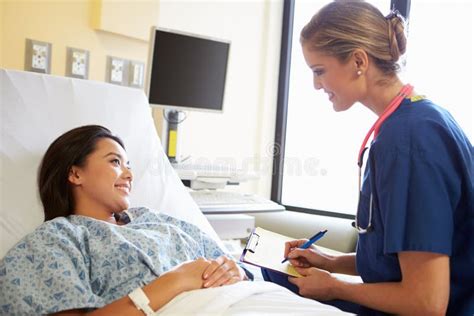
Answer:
[{"xmin": 281, "ymin": 229, "xmax": 328, "ymax": 264}]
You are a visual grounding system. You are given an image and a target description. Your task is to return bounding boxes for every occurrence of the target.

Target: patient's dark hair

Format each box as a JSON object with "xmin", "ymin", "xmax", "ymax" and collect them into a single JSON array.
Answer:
[{"xmin": 38, "ymin": 125, "xmax": 125, "ymax": 221}]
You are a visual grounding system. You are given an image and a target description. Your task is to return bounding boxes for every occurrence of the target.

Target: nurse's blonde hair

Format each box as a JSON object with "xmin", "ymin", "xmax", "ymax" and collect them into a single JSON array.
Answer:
[{"xmin": 301, "ymin": 1, "xmax": 407, "ymax": 76}]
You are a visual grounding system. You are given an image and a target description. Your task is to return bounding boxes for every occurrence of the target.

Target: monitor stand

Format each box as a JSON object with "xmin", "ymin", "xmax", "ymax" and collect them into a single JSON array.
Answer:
[{"xmin": 162, "ymin": 109, "xmax": 186, "ymax": 163}]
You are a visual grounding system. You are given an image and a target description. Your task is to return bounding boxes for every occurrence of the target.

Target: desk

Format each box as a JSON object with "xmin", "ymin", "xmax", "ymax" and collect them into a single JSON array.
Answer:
[
  {"xmin": 205, "ymin": 214, "xmax": 255, "ymax": 240},
  {"xmin": 191, "ymin": 190, "xmax": 285, "ymax": 258}
]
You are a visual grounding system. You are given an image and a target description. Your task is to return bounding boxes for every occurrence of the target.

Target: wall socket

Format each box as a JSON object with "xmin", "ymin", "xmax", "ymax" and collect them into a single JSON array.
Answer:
[
  {"xmin": 66, "ymin": 47, "xmax": 89, "ymax": 79},
  {"xmin": 129, "ymin": 61, "xmax": 145, "ymax": 88},
  {"xmin": 106, "ymin": 56, "xmax": 129, "ymax": 85},
  {"xmin": 25, "ymin": 39, "xmax": 52, "ymax": 74}
]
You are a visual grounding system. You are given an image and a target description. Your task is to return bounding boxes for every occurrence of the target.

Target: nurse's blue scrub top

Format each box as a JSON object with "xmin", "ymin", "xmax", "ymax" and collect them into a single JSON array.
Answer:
[{"xmin": 355, "ymin": 98, "xmax": 474, "ymax": 315}]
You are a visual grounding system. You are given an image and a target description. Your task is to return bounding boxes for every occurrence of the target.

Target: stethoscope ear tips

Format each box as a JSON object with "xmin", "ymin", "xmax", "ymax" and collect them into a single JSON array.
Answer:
[{"xmin": 351, "ymin": 221, "xmax": 356, "ymax": 228}]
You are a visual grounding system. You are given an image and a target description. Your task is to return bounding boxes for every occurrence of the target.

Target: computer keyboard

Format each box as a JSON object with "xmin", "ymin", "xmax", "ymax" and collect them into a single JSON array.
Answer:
[
  {"xmin": 172, "ymin": 162, "xmax": 243, "ymax": 179},
  {"xmin": 173, "ymin": 162, "xmax": 236, "ymax": 172},
  {"xmin": 190, "ymin": 190, "xmax": 285, "ymax": 214},
  {"xmin": 192, "ymin": 190, "xmax": 264, "ymax": 205}
]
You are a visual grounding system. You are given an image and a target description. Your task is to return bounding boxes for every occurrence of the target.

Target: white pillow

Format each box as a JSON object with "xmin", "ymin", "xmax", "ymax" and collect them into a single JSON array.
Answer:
[{"xmin": 0, "ymin": 69, "xmax": 219, "ymax": 258}]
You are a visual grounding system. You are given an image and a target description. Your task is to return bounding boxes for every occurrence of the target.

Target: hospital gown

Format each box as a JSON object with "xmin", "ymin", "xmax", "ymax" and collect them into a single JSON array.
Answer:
[{"xmin": 0, "ymin": 207, "xmax": 229, "ymax": 315}]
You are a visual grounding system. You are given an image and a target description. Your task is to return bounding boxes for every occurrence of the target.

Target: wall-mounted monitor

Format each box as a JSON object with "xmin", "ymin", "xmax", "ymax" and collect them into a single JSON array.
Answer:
[{"xmin": 146, "ymin": 27, "xmax": 230, "ymax": 113}]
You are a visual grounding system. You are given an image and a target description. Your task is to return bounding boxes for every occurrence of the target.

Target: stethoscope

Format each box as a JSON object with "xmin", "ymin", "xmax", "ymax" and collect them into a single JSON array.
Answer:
[{"xmin": 352, "ymin": 84, "xmax": 414, "ymax": 234}]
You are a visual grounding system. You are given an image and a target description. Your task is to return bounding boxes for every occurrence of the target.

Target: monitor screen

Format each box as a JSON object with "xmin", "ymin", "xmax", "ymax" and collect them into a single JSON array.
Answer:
[{"xmin": 146, "ymin": 27, "xmax": 230, "ymax": 112}]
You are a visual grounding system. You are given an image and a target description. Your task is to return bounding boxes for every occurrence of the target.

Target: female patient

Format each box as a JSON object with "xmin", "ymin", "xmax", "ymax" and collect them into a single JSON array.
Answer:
[{"xmin": 0, "ymin": 125, "xmax": 248, "ymax": 315}]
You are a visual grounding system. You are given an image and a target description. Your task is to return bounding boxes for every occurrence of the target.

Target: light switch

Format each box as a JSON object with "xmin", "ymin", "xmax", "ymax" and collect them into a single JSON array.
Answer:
[
  {"xmin": 129, "ymin": 60, "xmax": 144, "ymax": 88},
  {"xmin": 106, "ymin": 56, "xmax": 128, "ymax": 85},
  {"xmin": 66, "ymin": 47, "xmax": 89, "ymax": 79},
  {"xmin": 25, "ymin": 39, "xmax": 52, "ymax": 74}
]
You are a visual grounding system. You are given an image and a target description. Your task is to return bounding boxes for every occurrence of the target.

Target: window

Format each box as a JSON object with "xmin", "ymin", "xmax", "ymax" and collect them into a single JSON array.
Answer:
[
  {"xmin": 401, "ymin": 1, "xmax": 473, "ymax": 139},
  {"xmin": 272, "ymin": 0, "xmax": 472, "ymax": 218}
]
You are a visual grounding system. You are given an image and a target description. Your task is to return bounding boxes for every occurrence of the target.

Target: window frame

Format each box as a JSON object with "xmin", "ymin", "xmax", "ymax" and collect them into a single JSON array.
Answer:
[{"xmin": 271, "ymin": 0, "xmax": 411, "ymax": 220}]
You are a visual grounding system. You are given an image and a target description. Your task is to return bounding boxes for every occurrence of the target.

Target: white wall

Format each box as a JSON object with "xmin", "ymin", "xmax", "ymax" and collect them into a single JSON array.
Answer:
[{"xmin": 156, "ymin": 0, "xmax": 283, "ymax": 197}]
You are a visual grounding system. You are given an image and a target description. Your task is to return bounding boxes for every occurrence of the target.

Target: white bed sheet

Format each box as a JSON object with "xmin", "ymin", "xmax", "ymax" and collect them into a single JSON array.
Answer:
[{"xmin": 157, "ymin": 281, "xmax": 351, "ymax": 316}]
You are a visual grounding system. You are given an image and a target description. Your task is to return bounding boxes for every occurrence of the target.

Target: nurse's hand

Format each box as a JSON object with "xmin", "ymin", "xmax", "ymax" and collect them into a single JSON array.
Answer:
[
  {"xmin": 284, "ymin": 239, "xmax": 334, "ymax": 271},
  {"xmin": 202, "ymin": 255, "xmax": 246, "ymax": 288},
  {"xmin": 288, "ymin": 266, "xmax": 338, "ymax": 301}
]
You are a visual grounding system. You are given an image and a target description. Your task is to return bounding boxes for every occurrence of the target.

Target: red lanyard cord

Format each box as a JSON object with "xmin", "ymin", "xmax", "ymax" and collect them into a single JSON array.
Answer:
[{"xmin": 357, "ymin": 84, "xmax": 414, "ymax": 167}]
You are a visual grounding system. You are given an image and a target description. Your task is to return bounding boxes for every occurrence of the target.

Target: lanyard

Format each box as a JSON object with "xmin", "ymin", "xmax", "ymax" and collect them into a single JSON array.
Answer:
[{"xmin": 357, "ymin": 84, "xmax": 414, "ymax": 167}]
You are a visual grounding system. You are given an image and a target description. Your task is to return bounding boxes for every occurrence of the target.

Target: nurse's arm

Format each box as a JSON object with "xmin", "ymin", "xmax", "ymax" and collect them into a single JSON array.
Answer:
[
  {"xmin": 334, "ymin": 251, "xmax": 449, "ymax": 315},
  {"xmin": 324, "ymin": 253, "xmax": 358, "ymax": 275}
]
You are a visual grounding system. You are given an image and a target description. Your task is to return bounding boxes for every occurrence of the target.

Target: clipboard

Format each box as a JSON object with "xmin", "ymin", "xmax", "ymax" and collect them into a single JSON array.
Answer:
[{"xmin": 240, "ymin": 227, "xmax": 302, "ymax": 277}]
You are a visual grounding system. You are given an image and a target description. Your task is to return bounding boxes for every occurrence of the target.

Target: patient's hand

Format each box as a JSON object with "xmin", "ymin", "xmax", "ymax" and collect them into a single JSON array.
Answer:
[
  {"xmin": 171, "ymin": 257, "xmax": 212, "ymax": 291},
  {"xmin": 202, "ymin": 255, "xmax": 246, "ymax": 288}
]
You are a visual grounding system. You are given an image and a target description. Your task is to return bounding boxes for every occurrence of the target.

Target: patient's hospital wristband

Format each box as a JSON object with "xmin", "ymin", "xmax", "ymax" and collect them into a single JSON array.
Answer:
[{"xmin": 128, "ymin": 288, "xmax": 155, "ymax": 316}]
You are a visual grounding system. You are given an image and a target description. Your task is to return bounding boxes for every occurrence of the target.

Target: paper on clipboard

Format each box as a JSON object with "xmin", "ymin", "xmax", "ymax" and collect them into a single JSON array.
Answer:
[{"xmin": 239, "ymin": 227, "xmax": 302, "ymax": 277}]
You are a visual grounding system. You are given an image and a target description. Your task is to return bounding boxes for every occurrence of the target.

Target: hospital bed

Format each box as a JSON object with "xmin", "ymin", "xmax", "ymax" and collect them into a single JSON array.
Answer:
[{"xmin": 0, "ymin": 69, "xmax": 353, "ymax": 315}]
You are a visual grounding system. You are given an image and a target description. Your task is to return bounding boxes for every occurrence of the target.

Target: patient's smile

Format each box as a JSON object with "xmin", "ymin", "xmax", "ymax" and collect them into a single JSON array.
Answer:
[{"xmin": 115, "ymin": 184, "xmax": 130, "ymax": 195}]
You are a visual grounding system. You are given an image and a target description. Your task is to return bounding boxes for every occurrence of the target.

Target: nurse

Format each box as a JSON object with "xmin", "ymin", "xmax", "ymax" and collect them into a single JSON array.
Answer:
[{"xmin": 282, "ymin": 1, "xmax": 474, "ymax": 315}]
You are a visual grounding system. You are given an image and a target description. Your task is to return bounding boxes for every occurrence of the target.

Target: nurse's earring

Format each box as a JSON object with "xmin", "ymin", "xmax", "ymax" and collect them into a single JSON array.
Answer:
[{"xmin": 357, "ymin": 70, "xmax": 362, "ymax": 76}]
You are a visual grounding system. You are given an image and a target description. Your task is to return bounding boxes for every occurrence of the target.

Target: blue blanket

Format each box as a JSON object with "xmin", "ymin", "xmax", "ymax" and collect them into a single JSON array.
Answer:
[{"xmin": 0, "ymin": 207, "xmax": 227, "ymax": 315}]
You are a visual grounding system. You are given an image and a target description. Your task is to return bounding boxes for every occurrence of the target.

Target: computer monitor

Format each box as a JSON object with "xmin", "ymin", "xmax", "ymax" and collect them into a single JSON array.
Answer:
[
  {"xmin": 145, "ymin": 27, "xmax": 231, "ymax": 162},
  {"xmin": 146, "ymin": 27, "xmax": 230, "ymax": 113}
]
